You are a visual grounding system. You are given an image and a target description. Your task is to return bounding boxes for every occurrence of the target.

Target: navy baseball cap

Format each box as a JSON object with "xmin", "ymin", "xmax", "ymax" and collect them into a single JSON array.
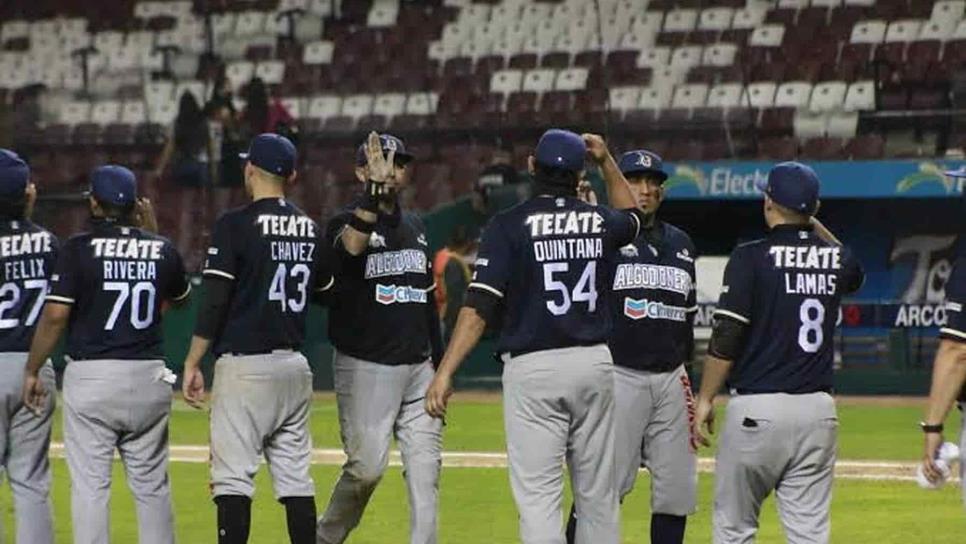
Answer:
[
  {"xmin": 0, "ymin": 149, "xmax": 29, "ymax": 198},
  {"xmin": 355, "ymin": 133, "xmax": 414, "ymax": 166},
  {"xmin": 755, "ymin": 161, "xmax": 820, "ymax": 214},
  {"xmin": 240, "ymin": 133, "xmax": 297, "ymax": 177},
  {"xmin": 534, "ymin": 129, "xmax": 585, "ymax": 172},
  {"xmin": 89, "ymin": 165, "xmax": 137, "ymax": 206},
  {"xmin": 618, "ymin": 150, "xmax": 668, "ymax": 182}
]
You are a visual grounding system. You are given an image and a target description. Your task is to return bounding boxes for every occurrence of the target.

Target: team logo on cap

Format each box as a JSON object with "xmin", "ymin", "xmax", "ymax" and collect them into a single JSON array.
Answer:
[
  {"xmin": 385, "ymin": 138, "xmax": 397, "ymax": 151},
  {"xmin": 635, "ymin": 153, "xmax": 652, "ymax": 168}
]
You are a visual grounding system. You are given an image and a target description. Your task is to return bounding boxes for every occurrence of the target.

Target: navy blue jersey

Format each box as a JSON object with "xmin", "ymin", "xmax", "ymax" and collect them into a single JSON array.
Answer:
[
  {"xmin": 0, "ymin": 220, "xmax": 59, "ymax": 352},
  {"xmin": 203, "ymin": 198, "xmax": 332, "ymax": 356},
  {"xmin": 941, "ymin": 256, "xmax": 965, "ymax": 344},
  {"xmin": 715, "ymin": 224, "xmax": 864, "ymax": 394},
  {"xmin": 608, "ymin": 221, "xmax": 697, "ymax": 372},
  {"xmin": 324, "ymin": 203, "xmax": 435, "ymax": 365},
  {"xmin": 470, "ymin": 195, "xmax": 641, "ymax": 355},
  {"xmin": 47, "ymin": 222, "xmax": 190, "ymax": 360}
]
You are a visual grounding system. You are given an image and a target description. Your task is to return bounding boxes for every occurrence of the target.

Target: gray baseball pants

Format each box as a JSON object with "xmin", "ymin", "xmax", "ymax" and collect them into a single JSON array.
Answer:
[
  {"xmin": 317, "ymin": 351, "xmax": 442, "ymax": 544},
  {"xmin": 209, "ymin": 351, "xmax": 315, "ymax": 500},
  {"xmin": 502, "ymin": 344, "xmax": 619, "ymax": 544},
  {"xmin": 63, "ymin": 359, "xmax": 174, "ymax": 544},
  {"xmin": 713, "ymin": 392, "xmax": 837, "ymax": 544},
  {"xmin": 0, "ymin": 353, "xmax": 55, "ymax": 544},
  {"xmin": 613, "ymin": 364, "xmax": 697, "ymax": 515}
]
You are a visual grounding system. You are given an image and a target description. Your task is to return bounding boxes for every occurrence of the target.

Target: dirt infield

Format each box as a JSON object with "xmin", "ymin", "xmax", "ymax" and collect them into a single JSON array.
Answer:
[{"xmin": 47, "ymin": 443, "xmax": 948, "ymax": 483}]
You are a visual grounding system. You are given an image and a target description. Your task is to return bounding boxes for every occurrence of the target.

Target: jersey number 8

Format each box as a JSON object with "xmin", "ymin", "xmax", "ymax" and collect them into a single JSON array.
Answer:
[
  {"xmin": 542, "ymin": 261, "xmax": 598, "ymax": 316},
  {"xmin": 798, "ymin": 298, "xmax": 825, "ymax": 353}
]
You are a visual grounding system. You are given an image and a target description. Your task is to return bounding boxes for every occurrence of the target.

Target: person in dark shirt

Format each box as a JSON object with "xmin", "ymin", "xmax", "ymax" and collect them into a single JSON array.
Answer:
[
  {"xmin": 473, "ymin": 147, "xmax": 521, "ymax": 219},
  {"xmin": 565, "ymin": 149, "xmax": 697, "ymax": 544},
  {"xmin": 424, "ymin": 130, "xmax": 646, "ymax": 544},
  {"xmin": 316, "ymin": 132, "xmax": 444, "ymax": 544},
  {"xmin": 180, "ymin": 134, "xmax": 331, "ymax": 544},
  {"xmin": 23, "ymin": 164, "xmax": 189, "ymax": 544},
  {"xmin": 693, "ymin": 162, "xmax": 864, "ymax": 543},
  {"xmin": 0, "ymin": 149, "xmax": 57, "ymax": 543}
]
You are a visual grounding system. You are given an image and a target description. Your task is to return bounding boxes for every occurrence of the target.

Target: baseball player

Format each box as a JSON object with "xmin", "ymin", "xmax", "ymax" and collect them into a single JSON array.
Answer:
[
  {"xmin": 23, "ymin": 165, "xmax": 189, "ymax": 544},
  {"xmin": 921, "ymin": 170, "xmax": 966, "ymax": 501},
  {"xmin": 425, "ymin": 130, "xmax": 646, "ymax": 544},
  {"xmin": 181, "ymin": 133, "xmax": 331, "ymax": 544},
  {"xmin": 565, "ymin": 149, "xmax": 698, "ymax": 544},
  {"xmin": 0, "ymin": 149, "xmax": 57, "ymax": 543},
  {"xmin": 692, "ymin": 162, "xmax": 864, "ymax": 544},
  {"xmin": 316, "ymin": 132, "xmax": 443, "ymax": 544}
]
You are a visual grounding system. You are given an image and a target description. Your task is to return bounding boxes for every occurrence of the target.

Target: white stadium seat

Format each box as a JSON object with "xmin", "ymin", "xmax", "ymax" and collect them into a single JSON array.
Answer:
[
  {"xmin": 702, "ymin": 44, "xmax": 737, "ymax": 67},
  {"xmin": 94, "ymin": 31, "xmax": 125, "ymax": 54},
  {"xmin": 951, "ymin": 19, "xmax": 966, "ymax": 39},
  {"xmin": 826, "ymin": 111, "xmax": 859, "ymax": 138},
  {"xmin": 620, "ymin": 32, "xmax": 656, "ymax": 53},
  {"xmin": 491, "ymin": 70, "xmax": 524, "ymax": 95},
  {"xmin": 843, "ymin": 80, "xmax": 875, "ymax": 111},
  {"xmin": 774, "ymin": 82, "xmax": 814, "ymax": 108},
  {"xmin": 707, "ymin": 83, "xmax": 744, "ymax": 108},
  {"xmin": 405, "ymin": 93, "xmax": 438, "ymax": 115},
  {"xmin": 609, "ymin": 86, "xmax": 641, "ymax": 112},
  {"xmin": 636, "ymin": 46, "xmax": 671, "ymax": 69},
  {"xmin": 749, "ymin": 25, "xmax": 785, "ymax": 47},
  {"xmin": 793, "ymin": 111, "xmax": 827, "ymax": 139},
  {"xmin": 885, "ymin": 19, "xmax": 923, "ymax": 42},
  {"xmin": 522, "ymin": 69, "xmax": 556, "ymax": 93},
  {"xmin": 779, "ymin": 0, "xmax": 809, "ymax": 7},
  {"xmin": 107, "ymin": 48, "xmax": 139, "ymax": 72},
  {"xmin": 367, "ymin": 2, "xmax": 399, "ymax": 28},
  {"xmin": 235, "ymin": 11, "xmax": 267, "ymax": 36},
  {"xmin": 225, "ymin": 61, "xmax": 255, "ymax": 92},
  {"xmin": 732, "ymin": 7, "xmax": 767, "ymax": 30},
  {"xmin": 294, "ymin": 15, "xmax": 325, "ymax": 43},
  {"xmin": 59, "ymin": 101, "xmax": 91, "ymax": 125},
  {"xmin": 255, "ymin": 61, "xmax": 286, "ymax": 85},
  {"xmin": 341, "ymin": 94, "xmax": 374, "ymax": 120},
  {"xmin": 372, "ymin": 93, "xmax": 407, "ymax": 118},
  {"xmin": 631, "ymin": 12, "xmax": 664, "ymax": 37},
  {"xmin": 919, "ymin": 20, "xmax": 956, "ymax": 40},
  {"xmin": 303, "ymin": 41, "xmax": 334, "ymax": 65},
  {"xmin": 637, "ymin": 86, "xmax": 674, "ymax": 110},
  {"xmin": 810, "ymin": 0, "xmax": 843, "ymax": 7},
  {"xmin": 663, "ymin": 9, "xmax": 698, "ymax": 33},
  {"xmin": 698, "ymin": 8, "xmax": 734, "ymax": 32},
  {"xmin": 809, "ymin": 81, "xmax": 848, "ymax": 112},
  {"xmin": 120, "ymin": 101, "xmax": 147, "ymax": 124},
  {"xmin": 280, "ymin": 98, "xmax": 302, "ymax": 118},
  {"xmin": 932, "ymin": 1, "xmax": 966, "ymax": 22},
  {"xmin": 149, "ymin": 101, "xmax": 177, "ymax": 125},
  {"xmin": 307, "ymin": 95, "xmax": 342, "ymax": 119},
  {"xmin": 670, "ymin": 46, "xmax": 702, "ymax": 70},
  {"xmin": 672, "ymin": 84, "xmax": 709, "ymax": 109},
  {"xmin": 90, "ymin": 101, "xmax": 121, "ymax": 125},
  {"xmin": 745, "ymin": 82, "xmax": 778, "ymax": 108},
  {"xmin": 1, "ymin": 21, "xmax": 30, "ymax": 41},
  {"xmin": 850, "ymin": 20, "xmax": 887, "ymax": 43},
  {"xmin": 555, "ymin": 68, "xmax": 588, "ymax": 92},
  {"xmin": 144, "ymin": 81, "xmax": 174, "ymax": 106}
]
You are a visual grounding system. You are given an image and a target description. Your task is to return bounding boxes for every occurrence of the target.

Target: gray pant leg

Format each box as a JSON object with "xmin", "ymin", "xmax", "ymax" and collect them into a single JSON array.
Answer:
[
  {"xmin": 210, "ymin": 357, "xmax": 269, "ymax": 498},
  {"xmin": 612, "ymin": 366, "xmax": 650, "ymax": 500},
  {"xmin": 644, "ymin": 366, "xmax": 697, "ymax": 516},
  {"xmin": 565, "ymin": 360, "xmax": 619, "ymax": 544},
  {"xmin": 774, "ymin": 415, "xmax": 837, "ymax": 544},
  {"xmin": 265, "ymin": 354, "xmax": 315, "ymax": 499},
  {"xmin": 317, "ymin": 352, "xmax": 406, "ymax": 544},
  {"xmin": 503, "ymin": 359, "xmax": 569, "ymax": 544},
  {"xmin": 117, "ymin": 367, "xmax": 174, "ymax": 544},
  {"xmin": 63, "ymin": 364, "xmax": 120, "ymax": 544},
  {"xmin": 0, "ymin": 357, "xmax": 55, "ymax": 544},
  {"xmin": 394, "ymin": 361, "xmax": 442, "ymax": 544},
  {"xmin": 713, "ymin": 399, "xmax": 784, "ymax": 544}
]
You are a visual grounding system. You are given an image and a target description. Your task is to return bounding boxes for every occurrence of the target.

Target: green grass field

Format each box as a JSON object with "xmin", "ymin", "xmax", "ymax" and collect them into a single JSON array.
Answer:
[{"xmin": 3, "ymin": 394, "xmax": 963, "ymax": 543}]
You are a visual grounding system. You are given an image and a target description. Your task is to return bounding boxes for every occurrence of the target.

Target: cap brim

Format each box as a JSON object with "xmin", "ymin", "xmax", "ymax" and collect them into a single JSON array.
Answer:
[
  {"xmin": 238, "ymin": 152, "xmax": 249, "ymax": 160},
  {"xmin": 754, "ymin": 177, "xmax": 769, "ymax": 193},
  {"xmin": 622, "ymin": 168, "xmax": 667, "ymax": 182}
]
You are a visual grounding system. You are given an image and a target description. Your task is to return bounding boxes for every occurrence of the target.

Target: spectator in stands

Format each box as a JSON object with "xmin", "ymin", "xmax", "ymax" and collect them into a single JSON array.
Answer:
[
  {"xmin": 154, "ymin": 91, "xmax": 213, "ymax": 187},
  {"xmin": 473, "ymin": 147, "xmax": 520, "ymax": 215},
  {"xmin": 240, "ymin": 77, "xmax": 297, "ymax": 144},
  {"xmin": 433, "ymin": 225, "xmax": 476, "ymax": 342},
  {"xmin": 205, "ymin": 102, "xmax": 244, "ymax": 187}
]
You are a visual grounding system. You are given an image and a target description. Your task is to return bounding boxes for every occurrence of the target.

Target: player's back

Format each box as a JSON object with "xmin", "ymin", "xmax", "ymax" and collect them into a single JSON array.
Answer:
[
  {"xmin": 716, "ymin": 225, "xmax": 864, "ymax": 393},
  {"xmin": 473, "ymin": 195, "xmax": 639, "ymax": 355},
  {"xmin": 203, "ymin": 197, "xmax": 324, "ymax": 355},
  {"xmin": 0, "ymin": 220, "xmax": 58, "ymax": 351},
  {"xmin": 48, "ymin": 222, "xmax": 189, "ymax": 360}
]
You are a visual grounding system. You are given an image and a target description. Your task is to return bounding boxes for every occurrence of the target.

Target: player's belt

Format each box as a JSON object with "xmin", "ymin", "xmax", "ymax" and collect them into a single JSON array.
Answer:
[
  {"xmin": 227, "ymin": 348, "xmax": 295, "ymax": 357},
  {"xmin": 731, "ymin": 386, "xmax": 832, "ymax": 396}
]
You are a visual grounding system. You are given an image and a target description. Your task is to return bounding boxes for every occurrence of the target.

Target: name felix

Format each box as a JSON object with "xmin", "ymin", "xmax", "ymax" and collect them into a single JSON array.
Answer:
[{"xmin": 0, "ymin": 231, "xmax": 53, "ymax": 281}]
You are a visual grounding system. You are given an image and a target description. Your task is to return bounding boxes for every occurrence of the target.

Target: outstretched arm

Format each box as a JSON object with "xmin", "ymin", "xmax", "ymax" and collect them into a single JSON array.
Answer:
[
  {"xmin": 582, "ymin": 134, "xmax": 636, "ymax": 210},
  {"xmin": 425, "ymin": 306, "xmax": 488, "ymax": 418}
]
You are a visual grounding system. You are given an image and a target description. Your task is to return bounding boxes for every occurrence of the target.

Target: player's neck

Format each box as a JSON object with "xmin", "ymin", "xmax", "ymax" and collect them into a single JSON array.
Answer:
[{"xmin": 249, "ymin": 183, "xmax": 285, "ymax": 201}]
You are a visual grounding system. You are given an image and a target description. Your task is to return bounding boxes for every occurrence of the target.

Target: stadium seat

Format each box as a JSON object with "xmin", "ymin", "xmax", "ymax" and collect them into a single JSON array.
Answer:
[
  {"xmin": 226, "ymin": 61, "xmax": 256, "ymax": 92},
  {"xmin": 885, "ymin": 20, "xmax": 922, "ymax": 43},
  {"xmin": 60, "ymin": 101, "xmax": 91, "ymax": 125},
  {"xmin": 664, "ymin": 9, "xmax": 699, "ymax": 33},
  {"xmin": 844, "ymin": 133, "xmax": 884, "ymax": 159},
  {"xmin": 774, "ymin": 82, "xmax": 814, "ymax": 108},
  {"xmin": 702, "ymin": 44, "xmax": 737, "ymax": 67},
  {"xmin": 405, "ymin": 93, "xmax": 438, "ymax": 115},
  {"xmin": 149, "ymin": 102, "xmax": 177, "ymax": 125},
  {"xmin": 794, "ymin": 111, "xmax": 827, "ymax": 138},
  {"xmin": 174, "ymin": 81, "xmax": 205, "ymax": 106},
  {"xmin": 851, "ymin": 20, "xmax": 887, "ymax": 44},
  {"xmin": 698, "ymin": 7, "xmax": 734, "ymax": 32},
  {"xmin": 522, "ymin": 69, "xmax": 555, "ymax": 94},
  {"xmin": 256, "ymin": 61, "xmax": 286, "ymax": 85},
  {"xmin": 367, "ymin": 2, "xmax": 399, "ymax": 28},
  {"xmin": 932, "ymin": 1, "xmax": 966, "ymax": 22},
  {"xmin": 235, "ymin": 11, "xmax": 267, "ymax": 37},
  {"xmin": 90, "ymin": 101, "xmax": 121, "ymax": 125},
  {"xmin": 638, "ymin": 86, "xmax": 674, "ymax": 111},
  {"xmin": 303, "ymin": 41, "xmax": 334, "ymax": 65},
  {"xmin": 809, "ymin": 81, "xmax": 848, "ymax": 112},
  {"xmin": 757, "ymin": 136, "xmax": 799, "ymax": 159},
  {"xmin": 918, "ymin": 20, "xmax": 956, "ymax": 41},
  {"xmin": 745, "ymin": 82, "xmax": 778, "ymax": 108},
  {"xmin": 843, "ymin": 80, "xmax": 875, "ymax": 111},
  {"xmin": 555, "ymin": 68, "xmax": 588, "ymax": 92},
  {"xmin": 707, "ymin": 83, "xmax": 744, "ymax": 108},
  {"xmin": 670, "ymin": 46, "xmax": 702, "ymax": 71},
  {"xmin": 491, "ymin": 69, "xmax": 524, "ymax": 96},
  {"xmin": 121, "ymin": 101, "xmax": 147, "ymax": 125},
  {"xmin": 749, "ymin": 25, "xmax": 785, "ymax": 47},
  {"xmin": 827, "ymin": 111, "xmax": 860, "ymax": 138},
  {"xmin": 609, "ymin": 86, "xmax": 641, "ymax": 116},
  {"xmin": 732, "ymin": 6, "xmax": 767, "ymax": 30},
  {"xmin": 372, "ymin": 93, "xmax": 406, "ymax": 120},
  {"xmin": 341, "ymin": 94, "xmax": 374, "ymax": 121},
  {"xmin": 672, "ymin": 84, "xmax": 709, "ymax": 109},
  {"xmin": 636, "ymin": 47, "xmax": 671, "ymax": 69},
  {"xmin": 307, "ymin": 95, "xmax": 342, "ymax": 120},
  {"xmin": 801, "ymin": 137, "xmax": 845, "ymax": 160}
]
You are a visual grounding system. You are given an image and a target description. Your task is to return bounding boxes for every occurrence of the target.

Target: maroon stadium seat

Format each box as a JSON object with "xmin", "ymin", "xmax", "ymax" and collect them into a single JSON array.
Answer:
[
  {"xmin": 759, "ymin": 108, "xmax": 795, "ymax": 134},
  {"xmin": 508, "ymin": 53, "xmax": 538, "ymax": 70},
  {"xmin": 844, "ymin": 134, "xmax": 885, "ymax": 159},
  {"xmin": 802, "ymin": 138, "xmax": 846, "ymax": 160},
  {"xmin": 542, "ymin": 52, "xmax": 571, "ymax": 69},
  {"xmin": 475, "ymin": 55, "xmax": 505, "ymax": 75},
  {"xmin": 757, "ymin": 137, "xmax": 799, "ymax": 160}
]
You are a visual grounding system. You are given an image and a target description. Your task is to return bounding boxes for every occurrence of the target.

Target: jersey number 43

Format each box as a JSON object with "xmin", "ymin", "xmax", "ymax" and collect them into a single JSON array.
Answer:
[{"xmin": 542, "ymin": 261, "xmax": 598, "ymax": 316}]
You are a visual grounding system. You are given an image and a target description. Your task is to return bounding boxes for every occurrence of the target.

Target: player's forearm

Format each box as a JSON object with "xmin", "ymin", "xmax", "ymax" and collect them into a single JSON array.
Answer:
[
  {"xmin": 341, "ymin": 209, "xmax": 378, "ymax": 256},
  {"xmin": 183, "ymin": 335, "xmax": 212, "ymax": 371},
  {"xmin": 598, "ymin": 152, "xmax": 636, "ymax": 210},
  {"xmin": 923, "ymin": 339, "xmax": 966, "ymax": 425},
  {"xmin": 697, "ymin": 355, "xmax": 733, "ymax": 403},
  {"xmin": 435, "ymin": 307, "xmax": 487, "ymax": 379},
  {"xmin": 809, "ymin": 217, "xmax": 842, "ymax": 247},
  {"xmin": 25, "ymin": 310, "xmax": 68, "ymax": 376}
]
